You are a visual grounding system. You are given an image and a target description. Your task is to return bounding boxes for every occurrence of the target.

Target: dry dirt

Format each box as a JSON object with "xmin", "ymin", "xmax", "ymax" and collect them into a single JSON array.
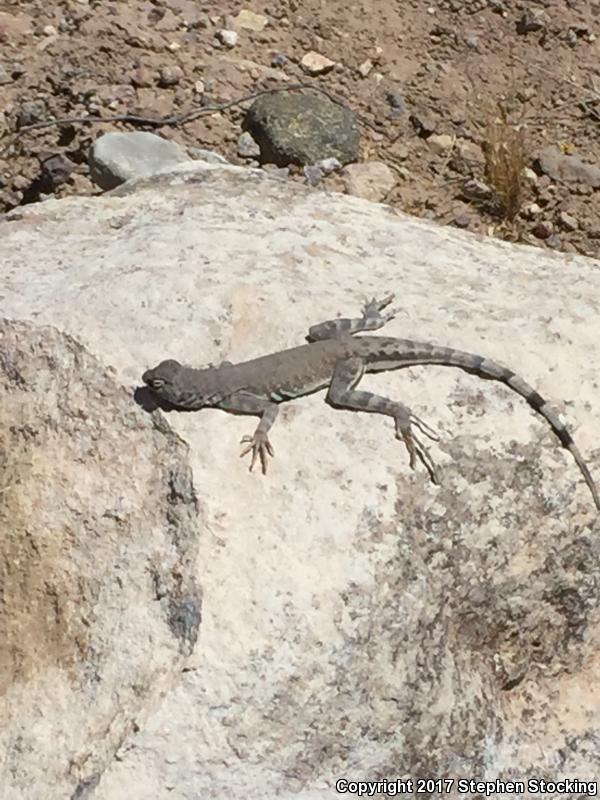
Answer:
[{"xmin": 2, "ymin": 0, "xmax": 600, "ymax": 258}]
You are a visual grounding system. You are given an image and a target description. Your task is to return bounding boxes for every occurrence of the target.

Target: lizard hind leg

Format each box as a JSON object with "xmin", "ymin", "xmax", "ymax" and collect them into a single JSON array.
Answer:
[{"xmin": 326, "ymin": 357, "xmax": 441, "ymax": 484}]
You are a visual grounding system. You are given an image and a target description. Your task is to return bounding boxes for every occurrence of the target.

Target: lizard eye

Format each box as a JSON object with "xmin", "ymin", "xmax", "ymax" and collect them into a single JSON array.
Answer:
[{"xmin": 150, "ymin": 378, "xmax": 165, "ymax": 389}]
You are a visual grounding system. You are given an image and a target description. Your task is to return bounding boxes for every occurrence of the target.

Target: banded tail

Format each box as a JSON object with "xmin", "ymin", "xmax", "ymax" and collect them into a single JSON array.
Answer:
[{"xmin": 369, "ymin": 340, "xmax": 600, "ymax": 511}]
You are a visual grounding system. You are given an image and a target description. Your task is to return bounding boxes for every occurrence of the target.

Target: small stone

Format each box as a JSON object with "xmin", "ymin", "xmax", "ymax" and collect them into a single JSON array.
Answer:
[
  {"xmin": 456, "ymin": 139, "xmax": 484, "ymax": 164},
  {"xmin": 462, "ymin": 178, "xmax": 492, "ymax": 200},
  {"xmin": 216, "ymin": 29, "xmax": 238, "ymax": 47},
  {"xmin": 522, "ymin": 166, "xmax": 538, "ymax": 184},
  {"xmin": 158, "ymin": 66, "xmax": 184, "ymax": 87},
  {"xmin": 532, "ymin": 220, "xmax": 554, "ymax": 239},
  {"xmin": 357, "ymin": 59, "xmax": 373, "ymax": 78},
  {"xmin": 410, "ymin": 112, "xmax": 437, "ymax": 137},
  {"xmin": 342, "ymin": 161, "xmax": 397, "ymax": 202},
  {"xmin": 130, "ymin": 67, "xmax": 153, "ymax": 88},
  {"xmin": 428, "ymin": 133, "xmax": 454, "ymax": 156},
  {"xmin": 516, "ymin": 11, "xmax": 546, "ymax": 34},
  {"xmin": 271, "ymin": 53, "xmax": 287, "ymax": 68},
  {"xmin": 546, "ymin": 234, "xmax": 562, "ymax": 249},
  {"xmin": 316, "ymin": 157, "xmax": 341, "ymax": 174},
  {"xmin": 42, "ymin": 24, "xmax": 57, "ymax": 36},
  {"xmin": 237, "ymin": 131, "xmax": 260, "ymax": 159},
  {"xmin": 385, "ymin": 90, "xmax": 406, "ymax": 112},
  {"xmin": 454, "ymin": 213, "xmax": 471, "ymax": 228},
  {"xmin": 194, "ymin": 79, "xmax": 205, "ymax": 95},
  {"xmin": 233, "ymin": 9, "xmax": 268, "ymax": 31},
  {"xmin": 558, "ymin": 211, "xmax": 578, "ymax": 231},
  {"xmin": 300, "ymin": 51, "xmax": 335, "ymax": 75},
  {"xmin": 0, "ymin": 64, "xmax": 12, "ymax": 85},
  {"xmin": 523, "ymin": 202, "xmax": 543, "ymax": 218}
]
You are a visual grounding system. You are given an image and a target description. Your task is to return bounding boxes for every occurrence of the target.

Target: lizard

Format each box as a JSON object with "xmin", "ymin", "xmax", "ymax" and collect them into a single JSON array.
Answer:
[{"xmin": 142, "ymin": 294, "xmax": 600, "ymax": 511}]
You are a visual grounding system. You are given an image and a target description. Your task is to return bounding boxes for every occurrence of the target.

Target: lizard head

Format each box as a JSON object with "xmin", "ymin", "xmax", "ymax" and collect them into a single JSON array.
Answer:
[{"xmin": 142, "ymin": 359, "xmax": 183, "ymax": 398}]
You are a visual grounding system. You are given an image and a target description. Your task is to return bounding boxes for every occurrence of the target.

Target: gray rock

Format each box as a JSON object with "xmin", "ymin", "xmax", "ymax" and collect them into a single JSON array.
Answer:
[
  {"xmin": 2, "ymin": 162, "xmax": 600, "ymax": 799},
  {"xmin": 237, "ymin": 131, "xmax": 261, "ymax": 159},
  {"xmin": 558, "ymin": 210, "xmax": 578, "ymax": 231},
  {"xmin": 538, "ymin": 145, "xmax": 600, "ymax": 188},
  {"xmin": 244, "ymin": 89, "xmax": 360, "ymax": 167},
  {"xmin": 88, "ymin": 131, "xmax": 190, "ymax": 190}
]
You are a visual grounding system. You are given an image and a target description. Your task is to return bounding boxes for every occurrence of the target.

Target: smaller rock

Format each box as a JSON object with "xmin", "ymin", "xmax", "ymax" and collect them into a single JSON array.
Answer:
[
  {"xmin": 216, "ymin": 29, "xmax": 238, "ymax": 47},
  {"xmin": 532, "ymin": 220, "xmax": 554, "ymax": 239},
  {"xmin": 42, "ymin": 24, "xmax": 57, "ymax": 36},
  {"xmin": 342, "ymin": 161, "xmax": 396, "ymax": 202},
  {"xmin": 303, "ymin": 157, "xmax": 342, "ymax": 186},
  {"xmin": 158, "ymin": 65, "xmax": 184, "ymax": 87},
  {"xmin": 17, "ymin": 100, "xmax": 46, "ymax": 128},
  {"xmin": 523, "ymin": 202, "xmax": 543, "ymax": 219},
  {"xmin": 454, "ymin": 213, "xmax": 471, "ymax": 228},
  {"xmin": 130, "ymin": 66, "xmax": 153, "ymax": 88},
  {"xmin": 357, "ymin": 59, "xmax": 373, "ymax": 78},
  {"xmin": 194, "ymin": 79, "xmax": 205, "ymax": 95},
  {"xmin": 410, "ymin": 111, "xmax": 437, "ymax": 137},
  {"xmin": 521, "ymin": 166, "xmax": 538, "ymax": 184},
  {"xmin": 271, "ymin": 53, "xmax": 288, "ymax": 68},
  {"xmin": 88, "ymin": 131, "xmax": 190, "ymax": 190},
  {"xmin": 558, "ymin": 211, "xmax": 578, "ymax": 231},
  {"xmin": 456, "ymin": 139, "xmax": 484, "ymax": 164},
  {"xmin": 462, "ymin": 178, "xmax": 492, "ymax": 200},
  {"xmin": 516, "ymin": 10, "xmax": 546, "ymax": 34},
  {"xmin": 237, "ymin": 131, "xmax": 261, "ymax": 159},
  {"xmin": 385, "ymin": 90, "xmax": 406, "ymax": 113},
  {"xmin": 428, "ymin": 133, "xmax": 454, "ymax": 156},
  {"xmin": 300, "ymin": 51, "xmax": 335, "ymax": 75},
  {"xmin": 233, "ymin": 9, "xmax": 268, "ymax": 31}
]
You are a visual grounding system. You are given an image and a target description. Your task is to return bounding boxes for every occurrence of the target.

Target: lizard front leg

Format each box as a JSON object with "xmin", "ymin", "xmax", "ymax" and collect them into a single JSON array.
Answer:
[
  {"xmin": 219, "ymin": 391, "xmax": 279, "ymax": 474},
  {"xmin": 326, "ymin": 357, "xmax": 441, "ymax": 484},
  {"xmin": 307, "ymin": 293, "xmax": 401, "ymax": 341}
]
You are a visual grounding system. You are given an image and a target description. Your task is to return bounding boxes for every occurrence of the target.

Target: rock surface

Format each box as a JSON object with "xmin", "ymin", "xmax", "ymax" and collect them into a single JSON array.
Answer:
[
  {"xmin": 2, "ymin": 161, "xmax": 600, "ymax": 798},
  {"xmin": 0, "ymin": 318, "xmax": 201, "ymax": 799},
  {"xmin": 244, "ymin": 89, "xmax": 360, "ymax": 166}
]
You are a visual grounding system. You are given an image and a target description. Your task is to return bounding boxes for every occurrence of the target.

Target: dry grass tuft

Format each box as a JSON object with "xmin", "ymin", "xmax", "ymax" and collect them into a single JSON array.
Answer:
[{"xmin": 482, "ymin": 108, "xmax": 527, "ymax": 221}]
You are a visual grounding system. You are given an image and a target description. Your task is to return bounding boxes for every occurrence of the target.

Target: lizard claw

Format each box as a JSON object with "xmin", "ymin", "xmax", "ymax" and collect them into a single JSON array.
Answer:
[
  {"xmin": 240, "ymin": 432, "xmax": 275, "ymax": 475},
  {"xmin": 394, "ymin": 415, "xmax": 441, "ymax": 485}
]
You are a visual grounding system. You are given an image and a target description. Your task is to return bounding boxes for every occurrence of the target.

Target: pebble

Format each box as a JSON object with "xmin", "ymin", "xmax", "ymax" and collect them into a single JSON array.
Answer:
[
  {"xmin": 233, "ymin": 10, "xmax": 268, "ymax": 32},
  {"xmin": 516, "ymin": 10, "xmax": 546, "ymax": 34},
  {"xmin": 357, "ymin": 59, "xmax": 373, "ymax": 78},
  {"xmin": 300, "ymin": 51, "xmax": 335, "ymax": 75},
  {"xmin": 532, "ymin": 220, "xmax": 554, "ymax": 239},
  {"xmin": 271, "ymin": 53, "xmax": 288, "ymax": 68},
  {"xmin": 558, "ymin": 211, "xmax": 578, "ymax": 231},
  {"xmin": 342, "ymin": 161, "xmax": 396, "ymax": 202},
  {"xmin": 462, "ymin": 178, "xmax": 492, "ymax": 200},
  {"xmin": 428, "ymin": 133, "xmax": 454, "ymax": 155},
  {"xmin": 385, "ymin": 90, "xmax": 406, "ymax": 112},
  {"xmin": 158, "ymin": 66, "xmax": 183, "ymax": 87},
  {"xmin": 216, "ymin": 29, "xmax": 238, "ymax": 48},
  {"xmin": 237, "ymin": 131, "xmax": 261, "ymax": 159}
]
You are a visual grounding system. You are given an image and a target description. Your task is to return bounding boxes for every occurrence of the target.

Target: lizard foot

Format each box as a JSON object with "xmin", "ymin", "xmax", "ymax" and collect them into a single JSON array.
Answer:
[
  {"xmin": 394, "ymin": 413, "xmax": 440, "ymax": 485},
  {"xmin": 362, "ymin": 293, "xmax": 403, "ymax": 326},
  {"xmin": 240, "ymin": 432, "xmax": 274, "ymax": 475}
]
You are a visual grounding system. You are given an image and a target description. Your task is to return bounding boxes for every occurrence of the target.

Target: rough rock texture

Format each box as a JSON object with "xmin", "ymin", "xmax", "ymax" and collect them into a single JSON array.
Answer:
[
  {"xmin": 244, "ymin": 89, "xmax": 360, "ymax": 166},
  {"xmin": 0, "ymin": 319, "xmax": 201, "ymax": 799},
  {"xmin": 2, "ymin": 161, "xmax": 600, "ymax": 798}
]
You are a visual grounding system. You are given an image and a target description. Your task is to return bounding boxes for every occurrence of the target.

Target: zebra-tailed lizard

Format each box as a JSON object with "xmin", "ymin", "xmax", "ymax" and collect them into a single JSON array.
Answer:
[{"xmin": 142, "ymin": 294, "xmax": 600, "ymax": 510}]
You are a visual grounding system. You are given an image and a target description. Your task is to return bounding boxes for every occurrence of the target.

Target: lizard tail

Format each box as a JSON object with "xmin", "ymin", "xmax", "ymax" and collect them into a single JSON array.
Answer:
[{"xmin": 400, "ymin": 345, "xmax": 600, "ymax": 511}]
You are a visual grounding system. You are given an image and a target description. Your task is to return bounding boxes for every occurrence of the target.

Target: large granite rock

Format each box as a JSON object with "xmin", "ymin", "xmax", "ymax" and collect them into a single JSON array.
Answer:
[{"xmin": 1, "ymin": 160, "xmax": 599, "ymax": 798}]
